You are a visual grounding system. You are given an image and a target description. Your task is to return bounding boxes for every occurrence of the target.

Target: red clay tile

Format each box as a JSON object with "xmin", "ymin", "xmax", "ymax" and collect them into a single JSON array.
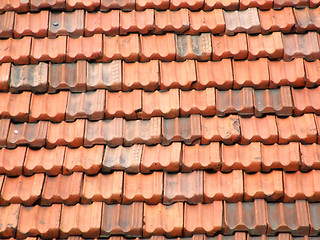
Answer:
[
  {"xmin": 103, "ymin": 34, "xmax": 140, "ymax": 62},
  {"xmin": 123, "ymin": 118, "xmax": 161, "ymax": 146},
  {"xmin": 259, "ymin": 8, "xmax": 295, "ymax": 34},
  {"xmin": 106, "ymin": 90, "xmax": 142, "ymax": 119},
  {"xmin": 0, "ymin": 12, "xmax": 14, "ymax": 38},
  {"xmin": 46, "ymin": 120, "xmax": 85, "ymax": 148},
  {"xmin": 143, "ymin": 202, "xmax": 183, "ymax": 237},
  {"xmin": 309, "ymin": 203, "xmax": 320, "ymax": 236},
  {"xmin": 162, "ymin": 114, "xmax": 202, "ymax": 145},
  {"xmin": 204, "ymin": 0, "xmax": 239, "ymax": 9},
  {"xmin": 300, "ymin": 143, "xmax": 320, "ymax": 172},
  {"xmin": 184, "ymin": 202, "xmax": 223, "ymax": 236},
  {"xmin": 261, "ymin": 143, "xmax": 300, "ymax": 172},
  {"xmin": 123, "ymin": 60, "xmax": 159, "ymax": 91},
  {"xmin": 120, "ymin": 9, "xmax": 154, "ymax": 35},
  {"xmin": 276, "ymin": 114, "xmax": 317, "ymax": 144},
  {"xmin": 14, "ymin": 11, "xmax": 48, "ymax": 38},
  {"xmin": 136, "ymin": 0, "xmax": 169, "ymax": 9},
  {"xmin": 182, "ymin": 142, "xmax": 220, "ymax": 172},
  {"xmin": 85, "ymin": 11, "xmax": 119, "ymax": 36},
  {"xmin": 30, "ymin": 36, "xmax": 67, "ymax": 64},
  {"xmin": 216, "ymin": 87, "xmax": 254, "ymax": 117},
  {"xmin": 140, "ymin": 33, "xmax": 175, "ymax": 62},
  {"xmin": 142, "ymin": 89, "xmax": 179, "ymax": 119},
  {"xmin": 254, "ymin": 86, "xmax": 293, "ymax": 117},
  {"xmin": 100, "ymin": 0, "xmax": 135, "ymax": 11},
  {"xmin": 41, "ymin": 172, "xmax": 83, "ymax": 205},
  {"xmin": 176, "ymin": 33, "xmax": 212, "ymax": 61},
  {"xmin": 0, "ymin": 37, "xmax": 31, "ymax": 64},
  {"xmin": 17, "ymin": 204, "xmax": 61, "ymax": 239},
  {"xmin": 292, "ymin": 87, "xmax": 320, "ymax": 115},
  {"xmin": 0, "ymin": 0, "xmax": 29, "ymax": 13},
  {"xmin": 101, "ymin": 202, "xmax": 143, "ymax": 237},
  {"xmin": 160, "ymin": 60, "xmax": 196, "ymax": 90},
  {"xmin": 249, "ymin": 233, "xmax": 291, "ymax": 240},
  {"xmin": 221, "ymin": 142, "xmax": 261, "ymax": 172},
  {"xmin": 66, "ymin": 90, "xmax": 105, "ymax": 121},
  {"xmin": 82, "ymin": 171, "xmax": 123, "ymax": 203},
  {"xmin": 164, "ymin": 171, "xmax": 203, "ymax": 204},
  {"xmin": 0, "ymin": 147, "xmax": 26, "ymax": 176},
  {"xmin": 195, "ymin": 59, "xmax": 233, "ymax": 90},
  {"xmin": 233, "ymin": 59, "xmax": 269, "ymax": 89},
  {"xmin": 201, "ymin": 115, "xmax": 241, "ymax": 144},
  {"xmin": 247, "ymin": 32, "xmax": 283, "ymax": 60},
  {"xmin": 64, "ymin": 145, "xmax": 104, "ymax": 174},
  {"xmin": 7, "ymin": 121, "xmax": 48, "ymax": 148},
  {"xmin": 0, "ymin": 118, "xmax": 10, "ymax": 147},
  {"xmin": 66, "ymin": 0, "xmax": 100, "ymax": 10},
  {"xmin": 87, "ymin": 61, "xmax": 121, "ymax": 91},
  {"xmin": 103, "ymin": 145, "xmax": 143, "ymax": 173},
  {"xmin": 204, "ymin": 170, "xmax": 243, "ymax": 202},
  {"xmin": 188, "ymin": 10, "xmax": 225, "ymax": 34},
  {"xmin": 0, "ymin": 92, "xmax": 31, "ymax": 122},
  {"xmin": 84, "ymin": 119, "xmax": 123, "ymax": 147},
  {"xmin": 0, "ymin": 204, "xmax": 20, "ymax": 238},
  {"xmin": 224, "ymin": 199, "xmax": 268, "ymax": 235},
  {"xmin": 154, "ymin": 9, "xmax": 189, "ymax": 34},
  {"xmin": 48, "ymin": 10, "xmax": 84, "ymax": 38},
  {"xmin": 224, "ymin": 8, "xmax": 261, "ymax": 35},
  {"xmin": 30, "ymin": 0, "xmax": 66, "ymax": 11},
  {"xmin": 244, "ymin": 171, "xmax": 283, "ymax": 201},
  {"xmin": 304, "ymin": 59, "xmax": 320, "ymax": 87},
  {"xmin": 1, "ymin": 174, "xmax": 44, "ymax": 206},
  {"xmin": 313, "ymin": 114, "xmax": 320, "ymax": 144},
  {"xmin": 24, "ymin": 146, "xmax": 65, "ymax": 176},
  {"xmin": 239, "ymin": 0, "xmax": 272, "ymax": 9},
  {"xmin": 29, "ymin": 92, "xmax": 68, "ymax": 122},
  {"xmin": 0, "ymin": 62, "xmax": 10, "ymax": 91},
  {"xmin": 282, "ymin": 32, "xmax": 320, "ymax": 61},
  {"xmin": 60, "ymin": 202, "xmax": 102, "ymax": 238},
  {"xmin": 123, "ymin": 172, "xmax": 163, "ymax": 204},
  {"xmin": 211, "ymin": 33, "xmax": 247, "ymax": 60},
  {"xmin": 269, "ymin": 59, "xmax": 306, "ymax": 88},
  {"xmin": 170, "ymin": 0, "xmax": 204, "ymax": 10},
  {"xmin": 67, "ymin": 34, "xmax": 103, "ymax": 62},
  {"xmin": 141, "ymin": 142, "xmax": 181, "ymax": 173},
  {"xmin": 267, "ymin": 200, "xmax": 309, "ymax": 236},
  {"xmin": 273, "ymin": 0, "xmax": 308, "ymax": 8},
  {"xmin": 240, "ymin": 115, "xmax": 278, "ymax": 144},
  {"xmin": 294, "ymin": 7, "xmax": 320, "ymax": 33},
  {"xmin": 180, "ymin": 88, "xmax": 215, "ymax": 117},
  {"xmin": 49, "ymin": 61, "xmax": 86, "ymax": 93},
  {"xmin": 311, "ymin": 0, "xmax": 320, "ymax": 6}
]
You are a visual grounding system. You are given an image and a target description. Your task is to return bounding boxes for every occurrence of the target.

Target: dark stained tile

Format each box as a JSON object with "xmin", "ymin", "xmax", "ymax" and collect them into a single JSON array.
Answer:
[
  {"xmin": 0, "ymin": 204, "xmax": 20, "ymax": 238},
  {"xmin": 309, "ymin": 202, "xmax": 320, "ymax": 236},
  {"xmin": 30, "ymin": 0, "xmax": 66, "ymax": 11}
]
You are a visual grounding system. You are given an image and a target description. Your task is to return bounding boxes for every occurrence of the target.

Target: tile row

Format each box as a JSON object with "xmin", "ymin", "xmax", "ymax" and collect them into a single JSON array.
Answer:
[
  {"xmin": 1, "ymin": 7, "xmax": 320, "ymax": 39},
  {"xmin": 3, "ymin": 58, "xmax": 320, "ymax": 94},
  {"xmin": 1, "ymin": 200, "xmax": 320, "ymax": 238},
  {"xmin": 1, "ymin": 32, "xmax": 320, "ymax": 65}
]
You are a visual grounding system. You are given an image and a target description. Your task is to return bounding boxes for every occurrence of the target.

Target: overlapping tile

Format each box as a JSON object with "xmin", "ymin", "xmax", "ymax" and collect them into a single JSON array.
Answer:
[
  {"xmin": 120, "ymin": 9, "xmax": 154, "ymax": 35},
  {"xmin": 0, "ymin": 204, "xmax": 20, "ymax": 238},
  {"xmin": 14, "ymin": 11, "xmax": 48, "ymax": 38},
  {"xmin": 259, "ymin": 8, "xmax": 295, "ymax": 34},
  {"xmin": 0, "ymin": 63, "xmax": 10, "ymax": 91},
  {"xmin": 0, "ymin": 12, "xmax": 15, "ymax": 38},
  {"xmin": 66, "ymin": 0, "xmax": 100, "ymax": 11},
  {"xmin": 0, "ymin": 92, "xmax": 31, "ymax": 122},
  {"xmin": 188, "ymin": 10, "xmax": 225, "ymax": 34},
  {"xmin": 0, "ymin": 147, "xmax": 26, "ymax": 176},
  {"xmin": 85, "ymin": 11, "xmax": 119, "ymax": 36},
  {"xmin": 305, "ymin": 59, "xmax": 320, "ymax": 87},
  {"xmin": 300, "ymin": 143, "xmax": 320, "ymax": 171},
  {"xmin": 294, "ymin": 7, "xmax": 320, "ymax": 32},
  {"xmin": 292, "ymin": 87, "xmax": 320, "ymax": 115},
  {"xmin": 100, "ymin": 0, "xmax": 135, "ymax": 11},
  {"xmin": 0, "ymin": 0, "xmax": 29, "ymax": 13},
  {"xmin": 30, "ymin": 0, "xmax": 66, "ymax": 11},
  {"xmin": 136, "ymin": 0, "xmax": 169, "ymax": 10},
  {"xmin": 155, "ymin": 9, "xmax": 189, "ymax": 34}
]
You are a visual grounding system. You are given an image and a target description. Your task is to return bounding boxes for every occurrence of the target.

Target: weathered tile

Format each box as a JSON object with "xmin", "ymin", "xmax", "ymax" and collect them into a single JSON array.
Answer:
[
  {"xmin": 85, "ymin": 10, "xmax": 119, "ymax": 36},
  {"xmin": 0, "ymin": 0, "xmax": 29, "ymax": 13},
  {"xmin": 0, "ymin": 92, "xmax": 31, "ymax": 122},
  {"xmin": 155, "ymin": 9, "xmax": 189, "ymax": 34},
  {"xmin": 273, "ymin": 0, "xmax": 308, "ymax": 9},
  {"xmin": 14, "ymin": 11, "xmax": 48, "ymax": 38},
  {"xmin": 100, "ymin": 0, "xmax": 135, "ymax": 11},
  {"xmin": 294, "ymin": 7, "xmax": 320, "ymax": 33},
  {"xmin": 0, "ymin": 12, "xmax": 14, "ymax": 38},
  {"xmin": 188, "ymin": 10, "xmax": 225, "ymax": 34},
  {"xmin": 309, "ymin": 203, "xmax": 320, "ymax": 236},
  {"xmin": 0, "ymin": 204, "xmax": 20, "ymax": 238},
  {"xmin": 30, "ymin": 0, "xmax": 66, "ymax": 11},
  {"xmin": 0, "ymin": 147, "xmax": 26, "ymax": 176}
]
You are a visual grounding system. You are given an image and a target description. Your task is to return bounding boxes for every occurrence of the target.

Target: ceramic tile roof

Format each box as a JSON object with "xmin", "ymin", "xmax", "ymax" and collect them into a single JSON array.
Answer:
[{"xmin": 0, "ymin": 0, "xmax": 320, "ymax": 239}]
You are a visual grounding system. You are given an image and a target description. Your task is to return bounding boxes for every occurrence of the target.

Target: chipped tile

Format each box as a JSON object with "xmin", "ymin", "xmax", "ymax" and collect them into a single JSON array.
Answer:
[
  {"xmin": 85, "ymin": 10, "xmax": 119, "ymax": 36},
  {"xmin": 155, "ymin": 9, "xmax": 189, "ymax": 34}
]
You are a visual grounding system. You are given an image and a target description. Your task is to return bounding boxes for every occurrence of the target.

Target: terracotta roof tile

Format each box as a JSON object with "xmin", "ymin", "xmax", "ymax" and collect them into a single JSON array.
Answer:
[
  {"xmin": 100, "ymin": 0, "xmax": 135, "ymax": 11},
  {"xmin": 81, "ymin": 171, "xmax": 123, "ymax": 203},
  {"xmin": 292, "ymin": 87, "xmax": 320, "ymax": 115},
  {"xmin": 142, "ymin": 89, "xmax": 179, "ymax": 119},
  {"xmin": 14, "ymin": 11, "xmax": 48, "ymax": 38},
  {"xmin": 0, "ymin": 62, "xmax": 10, "ymax": 91},
  {"xmin": 0, "ymin": 204, "xmax": 20, "ymax": 238},
  {"xmin": 240, "ymin": 115, "xmax": 278, "ymax": 144},
  {"xmin": 101, "ymin": 202, "xmax": 143, "ymax": 237},
  {"xmin": 24, "ymin": 146, "xmax": 65, "ymax": 176},
  {"xmin": 204, "ymin": 170, "xmax": 243, "ymax": 202},
  {"xmin": 300, "ymin": 143, "xmax": 320, "ymax": 172},
  {"xmin": 0, "ymin": 37, "xmax": 31, "ymax": 64},
  {"xmin": 1, "ymin": 174, "xmax": 44, "ymax": 206},
  {"xmin": 48, "ymin": 10, "xmax": 84, "ymax": 38},
  {"xmin": 141, "ymin": 142, "xmax": 181, "ymax": 173},
  {"xmin": 103, "ymin": 145, "xmax": 142, "ymax": 173},
  {"xmin": 233, "ymin": 59, "xmax": 269, "ymax": 89},
  {"xmin": 304, "ymin": 59, "xmax": 320, "ymax": 87},
  {"xmin": 17, "ymin": 204, "xmax": 61, "ymax": 239},
  {"xmin": 261, "ymin": 143, "xmax": 300, "ymax": 172},
  {"xmin": 309, "ymin": 203, "xmax": 320, "ymax": 235},
  {"xmin": 211, "ymin": 33, "xmax": 247, "ymax": 60},
  {"xmin": 182, "ymin": 142, "xmax": 220, "ymax": 172},
  {"xmin": 0, "ymin": 118, "xmax": 10, "ymax": 147},
  {"xmin": 164, "ymin": 171, "xmax": 203, "ymax": 204},
  {"xmin": 0, "ymin": 12, "xmax": 14, "ymax": 38},
  {"xmin": 120, "ymin": 9, "xmax": 154, "ymax": 35},
  {"xmin": 66, "ymin": 0, "xmax": 100, "ymax": 11},
  {"xmin": 85, "ymin": 11, "xmax": 119, "ymax": 36},
  {"xmin": 0, "ymin": 147, "xmax": 26, "ymax": 176},
  {"xmin": 195, "ymin": 59, "xmax": 233, "ymax": 90},
  {"xmin": 204, "ymin": 0, "xmax": 239, "ymax": 9},
  {"xmin": 184, "ymin": 202, "xmax": 223, "ymax": 236},
  {"xmin": 30, "ymin": 0, "xmax": 66, "ymax": 11},
  {"xmin": 294, "ymin": 7, "xmax": 320, "ymax": 33},
  {"xmin": 0, "ymin": 0, "xmax": 29, "ymax": 13},
  {"xmin": 160, "ymin": 60, "xmax": 196, "ymax": 90},
  {"xmin": 0, "ymin": 92, "xmax": 31, "ymax": 122},
  {"xmin": 143, "ymin": 202, "xmax": 183, "ymax": 237},
  {"xmin": 41, "ymin": 172, "xmax": 82, "ymax": 205},
  {"xmin": 7, "ymin": 121, "xmax": 48, "ymax": 148},
  {"xmin": 29, "ymin": 92, "xmax": 68, "ymax": 122},
  {"xmin": 60, "ymin": 202, "xmax": 102, "ymax": 238},
  {"xmin": 221, "ymin": 142, "xmax": 261, "ymax": 172},
  {"xmin": 47, "ymin": 119, "xmax": 85, "ymax": 148},
  {"xmin": 63, "ymin": 145, "xmax": 103, "ymax": 174},
  {"xmin": 273, "ymin": 0, "xmax": 308, "ymax": 9},
  {"xmin": 216, "ymin": 87, "xmax": 254, "ymax": 117},
  {"xmin": 249, "ymin": 234, "xmax": 291, "ymax": 240},
  {"xmin": 259, "ymin": 8, "xmax": 295, "ymax": 34},
  {"xmin": 155, "ymin": 9, "xmax": 189, "ymax": 34},
  {"xmin": 239, "ymin": 0, "xmax": 273, "ymax": 9},
  {"xmin": 170, "ymin": 0, "xmax": 204, "ymax": 10},
  {"xmin": 84, "ymin": 119, "xmax": 123, "ymax": 147},
  {"xmin": 188, "ymin": 10, "xmax": 225, "ymax": 34},
  {"xmin": 136, "ymin": 0, "xmax": 169, "ymax": 10}
]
